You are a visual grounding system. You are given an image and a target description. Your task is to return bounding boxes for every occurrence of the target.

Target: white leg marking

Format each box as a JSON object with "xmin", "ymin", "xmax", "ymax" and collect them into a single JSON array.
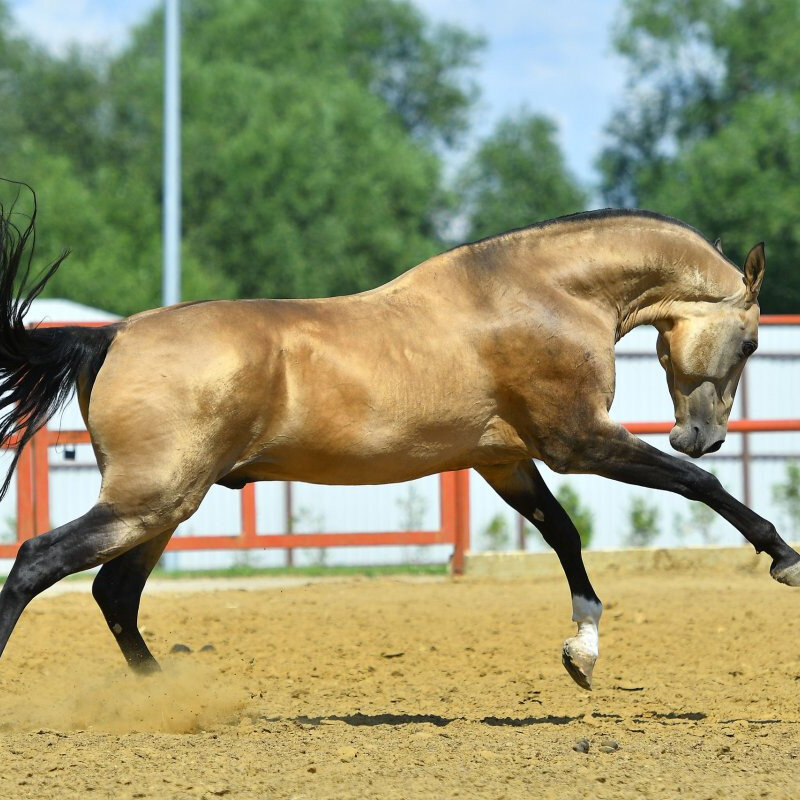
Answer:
[
  {"xmin": 570, "ymin": 596, "xmax": 602, "ymax": 660},
  {"xmin": 562, "ymin": 596, "xmax": 603, "ymax": 688}
]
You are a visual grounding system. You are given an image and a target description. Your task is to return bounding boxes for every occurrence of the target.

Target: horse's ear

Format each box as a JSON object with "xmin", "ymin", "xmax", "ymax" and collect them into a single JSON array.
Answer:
[
  {"xmin": 743, "ymin": 241, "xmax": 766, "ymax": 299},
  {"xmin": 714, "ymin": 237, "xmax": 723, "ymax": 254}
]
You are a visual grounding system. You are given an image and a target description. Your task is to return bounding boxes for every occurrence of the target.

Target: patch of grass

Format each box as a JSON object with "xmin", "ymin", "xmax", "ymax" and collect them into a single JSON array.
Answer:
[
  {"xmin": 149, "ymin": 563, "xmax": 449, "ymax": 580},
  {"xmin": 0, "ymin": 562, "xmax": 449, "ymax": 586},
  {"xmin": 0, "ymin": 562, "xmax": 450, "ymax": 585}
]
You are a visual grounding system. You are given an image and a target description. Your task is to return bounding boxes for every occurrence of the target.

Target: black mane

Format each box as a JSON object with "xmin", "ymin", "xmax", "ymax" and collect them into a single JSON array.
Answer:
[{"xmin": 457, "ymin": 208, "xmax": 710, "ymax": 252}]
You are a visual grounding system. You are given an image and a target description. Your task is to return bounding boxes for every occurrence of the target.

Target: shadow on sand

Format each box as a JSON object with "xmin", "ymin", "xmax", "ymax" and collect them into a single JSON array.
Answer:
[
  {"xmin": 290, "ymin": 712, "xmax": 582, "ymax": 728},
  {"xmin": 267, "ymin": 709, "xmax": 798, "ymax": 730}
]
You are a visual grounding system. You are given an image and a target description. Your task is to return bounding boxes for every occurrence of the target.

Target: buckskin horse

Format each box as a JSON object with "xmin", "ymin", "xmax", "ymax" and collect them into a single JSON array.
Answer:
[{"xmin": 0, "ymin": 197, "xmax": 797, "ymax": 691}]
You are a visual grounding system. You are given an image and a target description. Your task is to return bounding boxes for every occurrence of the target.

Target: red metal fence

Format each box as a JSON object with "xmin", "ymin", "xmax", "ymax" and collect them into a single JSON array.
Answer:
[
  {"xmin": 2, "ymin": 316, "xmax": 799, "ymax": 570},
  {"xmin": 1, "ymin": 424, "xmax": 471, "ymax": 570}
]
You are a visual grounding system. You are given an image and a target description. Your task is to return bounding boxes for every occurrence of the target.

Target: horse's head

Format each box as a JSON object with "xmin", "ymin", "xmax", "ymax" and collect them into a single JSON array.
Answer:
[{"xmin": 656, "ymin": 241, "xmax": 765, "ymax": 458}]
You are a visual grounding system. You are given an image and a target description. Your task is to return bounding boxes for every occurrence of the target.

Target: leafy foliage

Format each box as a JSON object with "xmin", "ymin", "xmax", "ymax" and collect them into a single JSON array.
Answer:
[
  {"xmin": 625, "ymin": 496, "xmax": 660, "ymax": 547},
  {"xmin": 458, "ymin": 111, "xmax": 587, "ymax": 243},
  {"xmin": 772, "ymin": 461, "xmax": 800, "ymax": 538},
  {"xmin": 555, "ymin": 483, "xmax": 594, "ymax": 549},
  {"xmin": 675, "ymin": 501, "xmax": 718, "ymax": 546},
  {"xmin": 599, "ymin": 0, "xmax": 800, "ymax": 312},
  {"xmin": 482, "ymin": 513, "xmax": 511, "ymax": 552},
  {"xmin": 1, "ymin": 0, "xmax": 588, "ymax": 316},
  {"xmin": 396, "ymin": 485, "xmax": 429, "ymax": 530},
  {"xmin": 0, "ymin": 0, "xmax": 486, "ymax": 315}
]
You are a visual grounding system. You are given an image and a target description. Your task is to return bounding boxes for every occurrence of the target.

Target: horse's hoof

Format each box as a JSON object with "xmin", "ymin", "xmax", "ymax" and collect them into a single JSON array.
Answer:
[
  {"xmin": 562, "ymin": 639, "xmax": 595, "ymax": 691},
  {"xmin": 770, "ymin": 559, "xmax": 800, "ymax": 587}
]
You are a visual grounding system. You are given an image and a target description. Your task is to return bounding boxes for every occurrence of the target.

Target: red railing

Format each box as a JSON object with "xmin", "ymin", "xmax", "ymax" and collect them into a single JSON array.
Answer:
[
  {"xmin": 1, "ymin": 423, "xmax": 471, "ymax": 569},
  {"xmin": 626, "ymin": 419, "xmax": 800, "ymax": 435},
  {"xmin": 2, "ymin": 315, "xmax": 799, "ymax": 568}
]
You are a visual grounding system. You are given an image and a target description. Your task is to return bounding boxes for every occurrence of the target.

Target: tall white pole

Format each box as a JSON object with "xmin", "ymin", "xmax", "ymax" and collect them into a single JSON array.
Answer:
[{"xmin": 162, "ymin": 0, "xmax": 181, "ymax": 307}]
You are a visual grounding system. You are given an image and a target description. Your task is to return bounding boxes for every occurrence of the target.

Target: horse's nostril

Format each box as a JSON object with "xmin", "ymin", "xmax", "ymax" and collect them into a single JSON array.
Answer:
[{"xmin": 706, "ymin": 439, "xmax": 724, "ymax": 453}]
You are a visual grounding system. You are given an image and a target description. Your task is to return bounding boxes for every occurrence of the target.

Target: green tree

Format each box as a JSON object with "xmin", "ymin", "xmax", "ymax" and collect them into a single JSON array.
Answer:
[
  {"xmin": 599, "ymin": 0, "xmax": 800, "ymax": 312},
  {"xmin": 625, "ymin": 496, "xmax": 660, "ymax": 547},
  {"xmin": 396, "ymin": 484, "xmax": 429, "ymax": 530},
  {"xmin": 104, "ymin": 0, "xmax": 484, "ymax": 304},
  {"xmin": 0, "ymin": 8, "xmax": 105, "ymax": 172},
  {"xmin": 482, "ymin": 513, "xmax": 510, "ymax": 551},
  {"xmin": 0, "ymin": 0, "xmax": 484, "ymax": 314},
  {"xmin": 773, "ymin": 461, "xmax": 800, "ymax": 538},
  {"xmin": 293, "ymin": 506, "xmax": 328, "ymax": 566},
  {"xmin": 555, "ymin": 483, "xmax": 594, "ymax": 548},
  {"xmin": 0, "ymin": 0, "xmax": 234, "ymax": 314},
  {"xmin": 127, "ymin": 0, "xmax": 483, "ymax": 148},
  {"xmin": 675, "ymin": 501, "xmax": 718, "ymax": 546},
  {"xmin": 458, "ymin": 111, "xmax": 587, "ymax": 242}
]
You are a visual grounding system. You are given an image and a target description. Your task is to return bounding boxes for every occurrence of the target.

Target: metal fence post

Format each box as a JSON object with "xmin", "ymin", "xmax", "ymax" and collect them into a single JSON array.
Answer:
[
  {"xmin": 32, "ymin": 430, "xmax": 50, "ymax": 535},
  {"xmin": 15, "ymin": 441, "xmax": 35, "ymax": 543},
  {"xmin": 241, "ymin": 483, "xmax": 257, "ymax": 546},
  {"xmin": 740, "ymin": 366, "xmax": 752, "ymax": 508},
  {"xmin": 451, "ymin": 469, "xmax": 470, "ymax": 575},
  {"xmin": 284, "ymin": 481, "xmax": 294, "ymax": 567}
]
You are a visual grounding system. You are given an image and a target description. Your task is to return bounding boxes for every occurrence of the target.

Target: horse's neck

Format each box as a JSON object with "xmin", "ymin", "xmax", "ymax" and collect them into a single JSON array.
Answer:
[{"xmin": 525, "ymin": 221, "xmax": 745, "ymax": 341}]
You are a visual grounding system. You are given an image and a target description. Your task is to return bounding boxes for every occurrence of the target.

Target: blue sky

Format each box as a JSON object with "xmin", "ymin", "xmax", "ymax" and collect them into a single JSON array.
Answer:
[{"xmin": 8, "ymin": 0, "xmax": 627, "ymax": 187}]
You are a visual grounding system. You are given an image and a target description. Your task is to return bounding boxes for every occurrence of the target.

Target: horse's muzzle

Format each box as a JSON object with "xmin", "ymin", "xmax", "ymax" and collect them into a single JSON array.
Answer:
[{"xmin": 669, "ymin": 422, "xmax": 726, "ymax": 458}]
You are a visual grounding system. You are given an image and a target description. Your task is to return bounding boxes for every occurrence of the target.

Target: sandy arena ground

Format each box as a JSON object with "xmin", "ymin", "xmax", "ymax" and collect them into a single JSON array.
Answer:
[{"xmin": 0, "ymin": 558, "xmax": 799, "ymax": 799}]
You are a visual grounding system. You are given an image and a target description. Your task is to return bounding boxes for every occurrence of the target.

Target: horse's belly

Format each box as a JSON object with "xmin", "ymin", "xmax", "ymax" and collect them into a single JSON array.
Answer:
[
  {"xmin": 231, "ymin": 454, "xmax": 451, "ymax": 486},
  {"xmin": 233, "ymin": 411, "xmax": 530, "ymax": 486},
  {"xmin": 239, "ymin": 431, "xmax": 469, "ymax": 484}
]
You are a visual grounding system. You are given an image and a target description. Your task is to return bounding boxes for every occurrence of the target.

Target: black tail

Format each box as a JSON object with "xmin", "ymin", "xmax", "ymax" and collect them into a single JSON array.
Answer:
[{"xmin": 0, "ymin": 185, "xmax": 116, "ymax": 501}]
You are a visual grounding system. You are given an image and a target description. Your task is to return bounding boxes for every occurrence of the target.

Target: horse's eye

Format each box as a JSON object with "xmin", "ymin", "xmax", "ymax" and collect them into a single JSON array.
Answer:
[{"xmin": 742, "ymin": 341, "xmax": 757, "ymax": 357}]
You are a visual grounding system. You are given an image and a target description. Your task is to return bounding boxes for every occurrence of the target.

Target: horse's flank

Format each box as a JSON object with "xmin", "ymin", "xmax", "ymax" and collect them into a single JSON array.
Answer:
[{"xmin": 86, "ymin": 210, "xmax": 747, "ymax": 515}]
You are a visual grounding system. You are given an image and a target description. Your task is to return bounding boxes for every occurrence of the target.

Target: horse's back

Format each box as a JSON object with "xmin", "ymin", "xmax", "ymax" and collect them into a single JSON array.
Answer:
[{"xmin": 84, "ymin": 291, "xmax": 509, "ymax": 489}]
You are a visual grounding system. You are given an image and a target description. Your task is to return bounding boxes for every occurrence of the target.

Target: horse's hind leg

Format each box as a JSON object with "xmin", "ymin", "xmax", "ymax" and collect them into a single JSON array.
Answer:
[
  {"xmin": 478, "ymin": 460, "xmax": 602, "ymax": 690},
  {"xmin": 92, "ymin": 528, "xmax": 174, "ymax": 673},
  {"xmin": 0, "ymin": 504, "xmax": 173, "ymax": 665}
]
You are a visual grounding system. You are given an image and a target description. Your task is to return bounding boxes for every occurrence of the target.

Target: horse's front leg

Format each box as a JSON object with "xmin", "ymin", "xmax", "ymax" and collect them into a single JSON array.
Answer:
[
  {"xmin": 558, "ymin": 421, "xmax": 800, "ymax": 585},
  {"xmin": 479, "ymin": 461, "xmax": 602, "ymax": 690}
]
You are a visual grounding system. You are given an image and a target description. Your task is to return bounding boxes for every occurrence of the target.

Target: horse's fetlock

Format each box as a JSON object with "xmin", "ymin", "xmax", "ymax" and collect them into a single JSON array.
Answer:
[{"xmin": 759, "ymin": 521, "xmax": 781, "ymax": 548}]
